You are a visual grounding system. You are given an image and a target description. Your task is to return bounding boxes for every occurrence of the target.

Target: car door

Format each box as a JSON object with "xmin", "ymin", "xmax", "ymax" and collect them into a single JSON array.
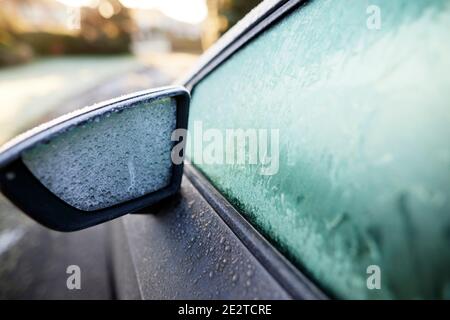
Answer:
[{"xmin": 110, "ymin": 0, "xmax": 450, "ymax": 299}]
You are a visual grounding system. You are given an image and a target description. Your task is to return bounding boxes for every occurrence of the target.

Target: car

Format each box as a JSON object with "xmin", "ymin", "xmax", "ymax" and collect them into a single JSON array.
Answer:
[{"xmin": 0, "ymin": 0, "xmax": 449, "ymax": 300}]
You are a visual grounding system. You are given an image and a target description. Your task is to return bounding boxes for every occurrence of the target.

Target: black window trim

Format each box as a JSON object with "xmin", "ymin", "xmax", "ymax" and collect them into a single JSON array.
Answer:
[{"xmin": 180, "ymin": 0, "xmax": 327, "ymax": 299}]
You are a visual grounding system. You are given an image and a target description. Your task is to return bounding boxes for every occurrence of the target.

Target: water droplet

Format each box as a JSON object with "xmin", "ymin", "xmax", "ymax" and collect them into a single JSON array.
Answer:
[{"xmin": 5, "ymin": 172, "xmax": 15, "ymax": 181}]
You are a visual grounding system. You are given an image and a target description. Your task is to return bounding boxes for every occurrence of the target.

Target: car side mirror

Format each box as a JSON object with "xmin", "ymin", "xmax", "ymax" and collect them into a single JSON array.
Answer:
[{"xmin": 0, "ymin": 86, "xmax": 189, "ymax": 231}]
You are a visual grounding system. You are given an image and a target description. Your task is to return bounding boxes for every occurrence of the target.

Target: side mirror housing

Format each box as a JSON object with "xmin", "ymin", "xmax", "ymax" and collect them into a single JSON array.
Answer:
[{"xmin": 0, "ymin": 86, "xmax": 189, "ymax": 231}]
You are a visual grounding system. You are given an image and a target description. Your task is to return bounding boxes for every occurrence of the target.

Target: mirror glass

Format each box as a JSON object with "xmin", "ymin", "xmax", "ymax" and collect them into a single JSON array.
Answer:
[{"xmin": 22, "ymin": 97, "xmax": 177, "ymax": 212}]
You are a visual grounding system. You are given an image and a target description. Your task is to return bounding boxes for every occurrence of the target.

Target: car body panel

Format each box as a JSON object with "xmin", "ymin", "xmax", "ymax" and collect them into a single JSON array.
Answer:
[{"xmin": 112, "ymin": 170, "xmax": 291, "ymax": 299}]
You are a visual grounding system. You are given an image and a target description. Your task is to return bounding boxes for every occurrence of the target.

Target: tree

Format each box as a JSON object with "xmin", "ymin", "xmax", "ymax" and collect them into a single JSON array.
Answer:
[{"xmin": 203, "ymin": 0, "xmax": 262, "ymax": 48}]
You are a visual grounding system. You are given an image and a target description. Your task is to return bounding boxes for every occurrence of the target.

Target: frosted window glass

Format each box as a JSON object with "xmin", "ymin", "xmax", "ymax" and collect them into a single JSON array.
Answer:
[
  {"xmin": 23, "ymin": 98, "xmax": 176, "ymax": 211},
  {"xmin": 188, "ymin": 0, "xmax": 450, "ymax": 299}
]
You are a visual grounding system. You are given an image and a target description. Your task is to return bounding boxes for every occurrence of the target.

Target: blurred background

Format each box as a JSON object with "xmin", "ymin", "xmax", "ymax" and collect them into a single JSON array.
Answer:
[{"xmin": 0, "ymin": 0, "xmax": 261, "ymax": 299}]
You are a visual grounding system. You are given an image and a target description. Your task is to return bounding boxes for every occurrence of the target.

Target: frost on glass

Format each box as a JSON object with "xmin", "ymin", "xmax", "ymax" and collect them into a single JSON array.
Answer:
[
  {"xmin": 188, "ymin": 0, "xmax": 450, "ymax": 299},
  {"xmin": 22, "ymin": 97, "xmax": 177, "ymax": 211}
]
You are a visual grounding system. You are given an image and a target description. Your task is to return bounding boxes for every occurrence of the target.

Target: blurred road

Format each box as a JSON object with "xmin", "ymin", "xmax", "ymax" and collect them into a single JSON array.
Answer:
[
  {"xmin": 0, "ymin": 53, "xmax": 198, "ymax": 299},
  {"xmin": 0, "ymin": 56, "xmax": 138, "ymax": 145}
]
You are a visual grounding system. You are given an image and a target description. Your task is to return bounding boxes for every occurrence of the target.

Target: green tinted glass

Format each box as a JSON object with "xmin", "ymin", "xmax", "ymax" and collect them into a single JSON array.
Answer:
[{"xmin": 188, "ymin": 0, "xmax": 450, "ymax": 299}]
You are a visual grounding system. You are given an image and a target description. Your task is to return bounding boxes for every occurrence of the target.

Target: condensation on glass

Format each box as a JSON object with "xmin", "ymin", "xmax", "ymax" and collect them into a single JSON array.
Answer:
[{"xmin": 23, "ymin": 97, "xmax": 177, "ymax": 211}]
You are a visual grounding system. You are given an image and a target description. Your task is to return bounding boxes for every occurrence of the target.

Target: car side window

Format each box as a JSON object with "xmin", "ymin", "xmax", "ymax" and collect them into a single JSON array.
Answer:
[{"xmin": 187, "ymin": 0, "xmax": 450, "ymax": 299}]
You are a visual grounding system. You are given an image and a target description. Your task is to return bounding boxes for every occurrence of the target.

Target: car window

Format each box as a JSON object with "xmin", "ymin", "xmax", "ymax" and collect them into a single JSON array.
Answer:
[{"xmin": 187, "ymin": 0, "xmax": 450, "ymax": 299}]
